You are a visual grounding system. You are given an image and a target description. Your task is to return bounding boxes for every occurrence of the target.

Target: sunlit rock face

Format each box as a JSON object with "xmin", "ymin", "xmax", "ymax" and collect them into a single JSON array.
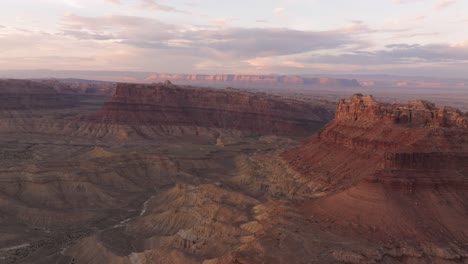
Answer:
[
  {"xmin": 86, "ymin": 82, "xmax": 333, "ymax": 134},
  {"xmin": 282, "ymin": 94, "xmax": 468, "ymax": 261},
  {"xmin": 335, "ymin": 93, "xmax": 467, "ymax": 127}
]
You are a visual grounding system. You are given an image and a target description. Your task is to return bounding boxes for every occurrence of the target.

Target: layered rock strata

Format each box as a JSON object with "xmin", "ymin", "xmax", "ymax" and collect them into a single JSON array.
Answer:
[
  {"xmin": 282, "ymin": 94, "xmax": 468, "ymax": 259},
  {"xmin": 86, "ymin": 82, "xmax": 333, "ymax": 134}
]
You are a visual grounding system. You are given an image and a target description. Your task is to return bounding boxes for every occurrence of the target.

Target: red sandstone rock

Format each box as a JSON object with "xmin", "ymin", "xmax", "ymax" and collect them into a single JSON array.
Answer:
[
  {"xmin": 86, "ymin": 82, "xmax": 334, "ymax": 134},
  {"xmin": 282, "ymin": 94, "xmax": 468, "ymax": 250}
]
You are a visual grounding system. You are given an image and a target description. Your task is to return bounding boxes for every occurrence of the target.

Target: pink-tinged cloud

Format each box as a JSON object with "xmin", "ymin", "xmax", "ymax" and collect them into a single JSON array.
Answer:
[
  {"xmin": 140, "ymin": 0, "xmax": 188, "ymax": 13},
  {"xmin": 210, "ymin": 17, "xmax": 239, "ymax": 27},
  {"xmin": 102, "ymin": 0, "xmax": 120, "ymax": 4},
  {"xmin": 1, "ymin": 0, "xmax": 467, "ymax": 78},
  {"xmin": 434, "ymin": 0, "xmax": 457, "ymax": 10},
  {"xmin": 273, "ymin": 7, "xmax": 286, "ymax": 14},
  {"xmin": 392, "ymin": 0, "xmax": 424, "ymax": 4}
]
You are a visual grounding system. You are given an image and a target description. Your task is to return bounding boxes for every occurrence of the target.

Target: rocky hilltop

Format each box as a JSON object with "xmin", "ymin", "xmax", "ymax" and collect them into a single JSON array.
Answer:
[
  {"xmin": 282, "ymin": 94, "xmax": 468, "ymax": 261},
  {"xmin": 336, "ymin": 93, "xmax": 467, "ymax": 127},
  {"xmin": 144, "ymin": 73, "xmax": 361, "ymax": 87},
  {"xmin": 86, "ymin": 82, "xmax": 334, "ymax": 134}
]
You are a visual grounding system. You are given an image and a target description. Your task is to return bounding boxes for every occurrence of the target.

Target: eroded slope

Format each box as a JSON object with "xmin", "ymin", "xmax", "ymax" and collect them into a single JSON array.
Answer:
[{"xmin": 282, "ymin": 94, "xmax": 468, "ymax": 262}]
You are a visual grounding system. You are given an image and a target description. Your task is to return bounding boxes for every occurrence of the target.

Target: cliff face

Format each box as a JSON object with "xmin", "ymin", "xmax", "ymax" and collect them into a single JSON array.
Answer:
[
  {"xmin": 144, "ymin": 74, "xmax": 361, "ymax": 87},
  {"xmin": 0, "ymin": 79, "xmax": 78, "ymax": 109},
  {"xmin": 336, "ymin": 93, "xmax": 467, "ymax": 127},
  {"xmin": 86, "ymin": 83, "xmax": 334, "ymax": 134},
  {"xmin": 282, "ymin": 94, "xmax": 468, "ymax": 253},
  {"xmin": 284, "ymin": 93, "xmax": 468, "ymax": 188}
]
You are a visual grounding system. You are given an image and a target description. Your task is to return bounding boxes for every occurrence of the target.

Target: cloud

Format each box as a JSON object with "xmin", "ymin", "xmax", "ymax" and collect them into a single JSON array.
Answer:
[
  {"xmin": 60, "ymin": 14, "xmax": 363, "ymax": 59},
  {"xmin": 385, "ymin": 15, "xmax": 426, "ymax": 25},
  {"xmin": 434, "ymin": 0, "xmax": 457, "ymax": 10},
  {"xmin": 391, "ymin": 0, "xmax": 424, "ymax": 4},
  {"xmin": 283, "ymin": 61, "xmax": 305, "ymax": 68},
  {"xmin": 338, "ymin": 20, "xmax": 375, "ymax": 34},
  {"xmin": 139, "ymin": 0, "xmax": 187, "ymax": 13},
  {"xmin": 190, "ymin": 28, "xmax": 361, "ymax": 57},
  {"xmin": 102, "ymin": 0, "xmax": 120, "ymax": 4},
  {"xmin": 61, "ymin": 14, "xmax": 177, "ymax": 40},
  {"xmin": 210, "ymin": 17, "xmax": 238, "ymax": 27},
  {"xmin": 300, "ymin": 42, "xmax": 468, "ymax": 65},
  {"xmin": 2, "ymin": 4, "xmax": 465, "ymax": 78},
  {"xmin": 61, "ymin": 30, "xmax": 115, "ymax": 40},
  {"xmin": 273, "ymin": 7, "xmax": 286, "ymax": 14}
]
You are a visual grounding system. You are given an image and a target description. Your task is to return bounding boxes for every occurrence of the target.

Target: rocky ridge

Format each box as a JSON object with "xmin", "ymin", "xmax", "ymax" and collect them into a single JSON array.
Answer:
[
  {"xmin": 86, "ymin": 82, "xmax": 333, "ymax": 135},
  {"xmin": 336, "ymin": 93, "xmax": 467, "ymax": 127}
]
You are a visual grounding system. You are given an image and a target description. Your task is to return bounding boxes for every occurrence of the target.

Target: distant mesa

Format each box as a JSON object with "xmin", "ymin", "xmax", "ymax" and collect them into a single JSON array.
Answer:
[
  {"xmin": 144, "ymin": 73, "xmax": 361, "ymax": 88},
  {"xmin": 86, "ymin": 82, "xmax": 334, "ymax": 134},
  {"xmin": 283, "ymin": 94, "xmax": 468, "ymax": 251}
]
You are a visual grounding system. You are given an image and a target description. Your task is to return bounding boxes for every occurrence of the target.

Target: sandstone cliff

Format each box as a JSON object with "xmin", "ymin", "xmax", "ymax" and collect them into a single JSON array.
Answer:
[
  {"xmin": 282, "ymin": 94, "xmax": 468, "ymax": 260},
  {"xmin": 86, "ymin": 82, "xmax": 334, "ymax": 134},
  {"xmin": 144, "ymin": 73, "xmax": 361, "ymax": 87},
  {"xmin": 336, "ymin": 93, "xmax": 467, "ymax": 127}
]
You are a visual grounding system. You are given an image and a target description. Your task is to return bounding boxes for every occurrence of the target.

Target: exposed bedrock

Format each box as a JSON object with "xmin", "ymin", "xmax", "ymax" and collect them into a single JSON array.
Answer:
[
  {"xmin": 282, "ymin": 94, "xmax": 468, "ymax": 261},
  {"xmin": 85, "ymin": 82, "xmax": 334, "ymax": 135},
  {"xmin": 336, "ymin": 93, "xmax": 467, "ymax": 128}
]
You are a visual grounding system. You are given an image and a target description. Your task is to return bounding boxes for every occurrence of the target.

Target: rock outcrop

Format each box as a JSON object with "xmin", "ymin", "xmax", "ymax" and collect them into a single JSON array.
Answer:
[
  {"xmin": 336, "ymin": 93, "xmax": 467, "ymax": 127},
  {"xmin": 282, "ymin": 94, "xmax": 468, "ymax": 260},
  {"xmin": 86, "ymin": 82, "xmax": 334, "ymax": 134},
  {"xmin": 144, "ymin": 74, "xmax": 361, "ymax": 87}
]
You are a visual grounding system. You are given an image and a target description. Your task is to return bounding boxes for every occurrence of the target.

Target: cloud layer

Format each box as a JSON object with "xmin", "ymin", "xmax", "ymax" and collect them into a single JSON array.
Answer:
[{"xmin": 0, "ymin": 0, "xmax": 466, "ymax": 77}]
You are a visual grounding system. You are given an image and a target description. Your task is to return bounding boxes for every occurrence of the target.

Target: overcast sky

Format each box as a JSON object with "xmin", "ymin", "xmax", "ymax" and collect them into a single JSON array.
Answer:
[{"xmin": 1, "ymin": 0, "xmax": 467, "ymax": 77}]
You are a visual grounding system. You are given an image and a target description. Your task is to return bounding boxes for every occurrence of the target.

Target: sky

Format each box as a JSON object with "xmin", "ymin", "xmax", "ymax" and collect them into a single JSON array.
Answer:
[{"xmin": 0, "ymin": 0, "xmax": 467, "ymax": 77}]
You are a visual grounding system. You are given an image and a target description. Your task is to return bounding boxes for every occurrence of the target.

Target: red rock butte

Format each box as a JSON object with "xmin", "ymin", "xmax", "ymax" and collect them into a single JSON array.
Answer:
[
  {"xmin": 336, "ymin": 93, "xmax": 467, "ymax": 127},
  {"xmin": 283, "ymin": 94, "xmax": 468, "ymax": 255},
  {"xmin": 86, "ymin": 82, "xmax": 333, "ymax": 134}
]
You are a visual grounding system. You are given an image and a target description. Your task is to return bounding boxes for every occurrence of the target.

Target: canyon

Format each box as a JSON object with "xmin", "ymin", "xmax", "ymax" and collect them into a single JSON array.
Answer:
[
  {"xmin": 0, "ymin": 80, "xmax": 466, "ymax": 263},
  {"xmin": 3, "ymin": 70, "xmax": 468, "ymax": 112}
]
